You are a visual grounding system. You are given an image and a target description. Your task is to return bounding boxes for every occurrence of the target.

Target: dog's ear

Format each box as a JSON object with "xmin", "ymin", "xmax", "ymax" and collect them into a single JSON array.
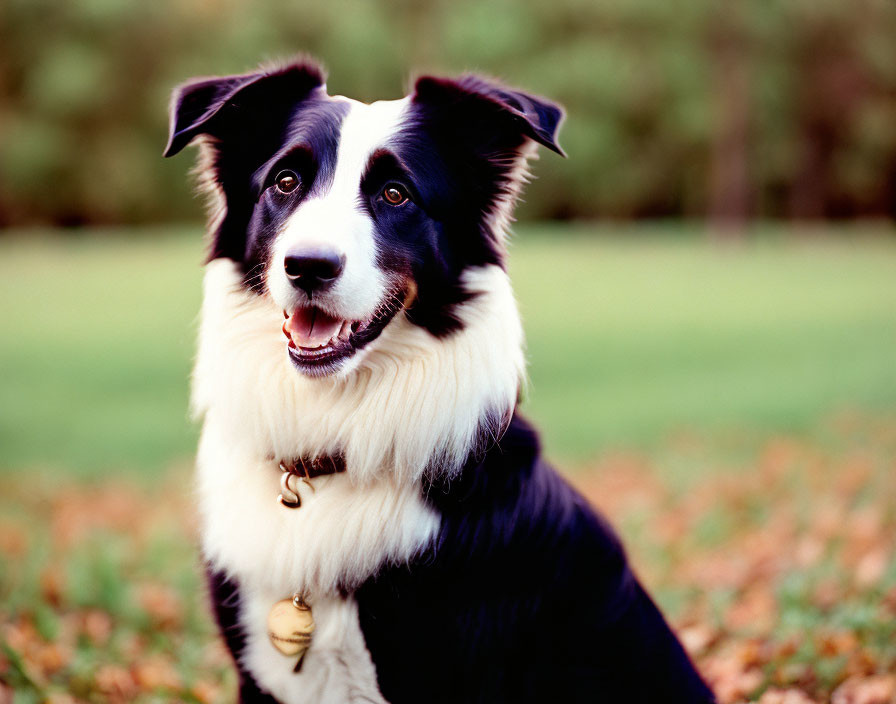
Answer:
[
  {"xmin": 412, "ymin": 75, "xmax": 565, "ymax": 157},
  {"xmin": 163, "ymin": 60, "xmax": 325, "ymax": 157}
]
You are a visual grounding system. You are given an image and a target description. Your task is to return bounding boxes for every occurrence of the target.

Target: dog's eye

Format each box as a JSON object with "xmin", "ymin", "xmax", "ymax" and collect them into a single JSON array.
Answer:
[
  {"xmin": 382, "ymin": 183, "xmax": 410, "ymax": 206},
  {"xmin": 275, "ymin": 170, "xmax": 300, "ymax": 194}
]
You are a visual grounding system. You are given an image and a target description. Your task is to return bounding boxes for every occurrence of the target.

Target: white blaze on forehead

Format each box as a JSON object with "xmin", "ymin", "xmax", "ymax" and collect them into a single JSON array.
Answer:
[
  {"xmin": 330, "ymin": 96, "xmax": 410, "ymax": 195},
  {"xmin": 268, "ymin": 97, "xmax": 411, "ymax": 321}
]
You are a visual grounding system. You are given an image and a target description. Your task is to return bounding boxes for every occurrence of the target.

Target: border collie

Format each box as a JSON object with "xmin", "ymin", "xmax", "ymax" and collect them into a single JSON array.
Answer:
[{"xmin": 164, "ymin": 58, "xmax": 715, "ymax": 704}]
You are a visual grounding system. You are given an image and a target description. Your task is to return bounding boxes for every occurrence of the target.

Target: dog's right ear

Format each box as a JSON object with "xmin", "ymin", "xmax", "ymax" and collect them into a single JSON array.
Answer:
[
  {"xmin": 412, "ymin": 74, "xmax": 566, "ymax": 157},
  {"xmin": 163, "ymin": 60, "xmax": 325, "ymax": 157}
]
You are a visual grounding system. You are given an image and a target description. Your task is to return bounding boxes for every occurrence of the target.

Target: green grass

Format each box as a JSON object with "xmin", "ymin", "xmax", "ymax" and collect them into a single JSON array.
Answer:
[
  {"xmin": 0, "ymin": 228, "xmax": 203, "ymax": 478},
  {"xmin": 1, "ymin": 223, "xmax": 894, "ymax": 477},
  {"xmin": 515, "ymin": 223, "xmax": 896, "ymax": 462}
]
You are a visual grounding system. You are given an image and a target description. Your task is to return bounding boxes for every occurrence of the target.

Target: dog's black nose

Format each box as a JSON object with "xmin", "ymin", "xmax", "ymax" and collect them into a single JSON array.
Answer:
[{"xmin": 284, "ymin": 248, "xmax": 345, "ymax": 295}]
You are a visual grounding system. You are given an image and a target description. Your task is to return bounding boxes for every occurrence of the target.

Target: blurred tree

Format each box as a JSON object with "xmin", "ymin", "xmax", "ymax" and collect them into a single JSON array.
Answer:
[
  {"xmin": 0, "ymin": 0, "xmax": 895, "ymax": 227},
  {"xmin": 707, "ymin": 2, "xmax": 751, "ymax": 234}
]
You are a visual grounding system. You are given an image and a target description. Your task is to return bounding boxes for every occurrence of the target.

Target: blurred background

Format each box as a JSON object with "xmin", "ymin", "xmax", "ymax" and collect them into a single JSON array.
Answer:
[
  {"xmin": 3, "ymin": 0, "xmax": 896, "ymax": 225},
  {"xmin": 1, "ymin": 2, "xmax": 894, "ymax": 703}
]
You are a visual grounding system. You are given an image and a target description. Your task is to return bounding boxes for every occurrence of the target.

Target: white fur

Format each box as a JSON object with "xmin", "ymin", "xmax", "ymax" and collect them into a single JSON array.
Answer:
[
  {"xmin": 486, "ymin": 141, "xmax": 538, "ymax": 243},
  {"xmin": 196, "ymin": 425, "xmax": 440, "ymax": 597},
  {"xmin": 241, "ymin": 593, "xmax": 387, "ymax": 704},
  {"xmin": 197, "ymin": 420, "xmax": 419, "ymax": 702},
  {"xmin": 196, "ymin": 345, "xmax": 441, "ymax": 702},
  {"xmin": 193, "ymin": 260, "xmax": 524, "ymax": 485},
  {"xmin": 268, "ymin": 98, "xmax": 410, "ymax": 327}
]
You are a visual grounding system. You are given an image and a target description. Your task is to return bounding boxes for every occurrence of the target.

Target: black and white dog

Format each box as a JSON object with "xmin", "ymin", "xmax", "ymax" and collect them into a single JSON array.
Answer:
[{"xmin": 165, "ymin": 58, "xmax": 715, "ymax": 704}]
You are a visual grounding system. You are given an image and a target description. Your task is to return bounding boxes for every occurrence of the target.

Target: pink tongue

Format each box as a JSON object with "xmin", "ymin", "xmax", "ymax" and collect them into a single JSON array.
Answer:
[{"xmin": 285, "ymin": 308, "xmax": 344, "ymax": 349}]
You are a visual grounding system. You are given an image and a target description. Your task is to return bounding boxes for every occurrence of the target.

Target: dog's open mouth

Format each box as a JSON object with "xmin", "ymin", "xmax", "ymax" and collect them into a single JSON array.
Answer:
[{"xmin": 282, "ymin": 292, "xmax": 404, "ymax": 375}]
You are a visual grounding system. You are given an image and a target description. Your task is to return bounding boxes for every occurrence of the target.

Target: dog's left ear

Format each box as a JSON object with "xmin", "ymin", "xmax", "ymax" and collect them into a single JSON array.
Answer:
[
  {"xmin": 412, "ymin": 74, "xmax": 566, "ymax": 157},
  {"xmin": 163, "ymin": 61, "xmax": 325, "ymax": 157}
]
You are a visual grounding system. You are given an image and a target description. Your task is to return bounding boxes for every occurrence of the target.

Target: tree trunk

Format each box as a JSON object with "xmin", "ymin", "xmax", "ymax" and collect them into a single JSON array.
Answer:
[{"xmin": 708, "ymin": 8, "xmax": 751, "ymax": 238}]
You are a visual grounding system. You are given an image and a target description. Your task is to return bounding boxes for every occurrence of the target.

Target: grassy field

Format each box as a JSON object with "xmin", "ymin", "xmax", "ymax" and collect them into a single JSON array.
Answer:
[
  {"xmin": 1, "ymin": 223, "xmax": 895, "ymax": 703},
  {"xmin": 1, "ymin": 223, "xmax": 894, "ymax": 477},
  {"xmin": 519, "ymin": 223, "xmax": 896, "ymax": 460}
]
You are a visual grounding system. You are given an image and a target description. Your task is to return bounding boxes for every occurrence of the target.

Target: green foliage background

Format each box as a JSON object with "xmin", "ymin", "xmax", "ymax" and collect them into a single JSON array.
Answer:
[{"xmin": 2, "ymin": 0, "xmax": 896, "ymax": 226}]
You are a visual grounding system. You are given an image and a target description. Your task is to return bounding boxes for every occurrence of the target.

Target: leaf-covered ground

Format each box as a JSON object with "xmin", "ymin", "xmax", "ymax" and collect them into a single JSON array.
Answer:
[
  {"xmin": 574, "ymin": 410, "xmax": 896, "ymax": 704},
  {"xmin": 2, "ymin": 411, "xmax": 894, "ymax": 704}
]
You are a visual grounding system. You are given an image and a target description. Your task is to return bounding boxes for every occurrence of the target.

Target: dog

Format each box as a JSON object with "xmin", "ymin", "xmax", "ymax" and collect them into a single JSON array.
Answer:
[{"xmin": 164, "ymin": 57, "xmax": 715, "ymax": 704}]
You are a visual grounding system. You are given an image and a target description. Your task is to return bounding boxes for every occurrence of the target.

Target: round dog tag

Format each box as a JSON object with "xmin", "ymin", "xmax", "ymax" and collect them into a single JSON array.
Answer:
[{"xmin": 267, "ymin": 596, "xmax": 314, "ymax": 658}]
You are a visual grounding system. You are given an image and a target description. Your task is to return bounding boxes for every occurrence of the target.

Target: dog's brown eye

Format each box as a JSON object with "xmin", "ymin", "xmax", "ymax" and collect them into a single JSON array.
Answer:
[
  {"xmin": 382, "ymin": 184, "xmax": 409, "ymax": 206},
  {"xmin": 275, "ymin": 170, "xmax": 300, "ymax": 194}
]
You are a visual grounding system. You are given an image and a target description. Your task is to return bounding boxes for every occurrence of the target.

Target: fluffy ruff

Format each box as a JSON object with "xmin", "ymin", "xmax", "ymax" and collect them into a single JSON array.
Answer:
[
  {"xmin": 193, "ymin": 259, "xmax": 524, "ymax": 489},
  {"xmin": 193, "ymin": 261, "xmax": 521, "ymax": 703}
]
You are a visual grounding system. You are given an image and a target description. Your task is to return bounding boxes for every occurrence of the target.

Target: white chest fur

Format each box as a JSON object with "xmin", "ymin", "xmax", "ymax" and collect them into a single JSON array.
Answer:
[
  {"xmin": 196, "ymin": 421, "xmax": 439, "ymax": 596},
  {"xmin": 192, "ymin": 259, "xmax": 523, "ymax": 702},
  {"xmin": 197, "ymin": 420, "xmax": 438, "ymax": 703},
  {"xmin": 240, "ymin": 591, "xmax": 388, "ymax": 704}
]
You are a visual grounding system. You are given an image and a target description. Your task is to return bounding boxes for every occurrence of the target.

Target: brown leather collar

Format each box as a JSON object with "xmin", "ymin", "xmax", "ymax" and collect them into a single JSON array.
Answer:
[
  {"xmin": 277, "ymin": 455, "xmax": 346, "ymax": 509},
  {"xmin": 280, "ymin": 454, "xmax": 346, "ymax": 479}
]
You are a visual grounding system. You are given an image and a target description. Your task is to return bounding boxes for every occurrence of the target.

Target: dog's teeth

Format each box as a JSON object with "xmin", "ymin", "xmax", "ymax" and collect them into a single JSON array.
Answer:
[{"xmin": 338, "ymin": 321, "xmax": 352, "ymax": 341}]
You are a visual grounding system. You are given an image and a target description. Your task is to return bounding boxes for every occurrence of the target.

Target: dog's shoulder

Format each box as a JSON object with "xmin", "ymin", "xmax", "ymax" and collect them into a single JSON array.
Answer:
[
  {"xmin": 356, "ymin": 413, "xmax": 716, "ymax": 704},
  {"xmin": 424, "ymin": 413, "xmax": 628, "ymax": 578}
]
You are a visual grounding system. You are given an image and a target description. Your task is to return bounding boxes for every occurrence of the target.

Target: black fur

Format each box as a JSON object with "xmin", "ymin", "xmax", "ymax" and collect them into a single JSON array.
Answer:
[
  {"xmin": 357, "ymin": 414, "xmax": 714, "ymax": 704},
  {"xmin": 376, "ymin": 76, "xmax": 564, "ymax": 336},
  {"xmin": 164, "ymin": 61, "xmax": 348, "ymax": 285},
  {"xmin": 207, "ymin": 568, "xmax": 279, "ymax": 703}
]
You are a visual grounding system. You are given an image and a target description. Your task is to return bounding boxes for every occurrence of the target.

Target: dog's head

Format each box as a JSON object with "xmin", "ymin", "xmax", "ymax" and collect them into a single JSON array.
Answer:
[{"xmin": 165, "ymin": 58, "xmax": 563, "ymax": 378}]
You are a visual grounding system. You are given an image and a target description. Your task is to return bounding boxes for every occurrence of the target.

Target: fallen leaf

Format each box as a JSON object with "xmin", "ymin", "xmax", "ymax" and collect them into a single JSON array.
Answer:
[
  {"xmin": 758, "ymin": 687, "xmax": 819, "ymax": 704},
  {"xmin": 831, "ymin": 675, "xmax": 896, "ymax": 704},
  {"xmin": 94, "ymin": 664, "xmax": 138, "ymax": 702}
]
